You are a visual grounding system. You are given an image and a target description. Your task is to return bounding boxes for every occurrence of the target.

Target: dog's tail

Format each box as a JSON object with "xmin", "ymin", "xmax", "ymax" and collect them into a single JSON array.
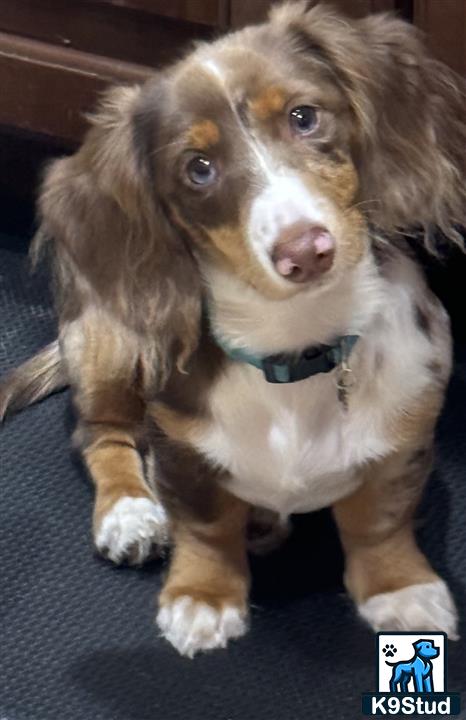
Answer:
[{"xmin": 0, "ymin": 340, "xmax": 67, "ymax": 421}]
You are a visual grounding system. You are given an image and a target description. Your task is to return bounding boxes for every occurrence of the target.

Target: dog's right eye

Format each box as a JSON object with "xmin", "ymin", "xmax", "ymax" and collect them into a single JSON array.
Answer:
[
  {"xmin": 289, "ymin": 105, "xmax": 319, "ymax": 136},
  {"xmin": 186, "ymin": 156, "xmax": 218, "ymax": 187}
]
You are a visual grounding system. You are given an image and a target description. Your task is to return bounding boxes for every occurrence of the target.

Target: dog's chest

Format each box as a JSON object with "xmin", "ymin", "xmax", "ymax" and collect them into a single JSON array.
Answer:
[{"xmin": 194, "ymin": 361, "xmax": 390, "ymax": 516}]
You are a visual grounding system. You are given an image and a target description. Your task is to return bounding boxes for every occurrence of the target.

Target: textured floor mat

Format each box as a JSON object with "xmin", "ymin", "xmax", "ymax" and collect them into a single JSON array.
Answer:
[{"xmin": 1, "ymin": 245, "xmax": 465, "ymax": 720}]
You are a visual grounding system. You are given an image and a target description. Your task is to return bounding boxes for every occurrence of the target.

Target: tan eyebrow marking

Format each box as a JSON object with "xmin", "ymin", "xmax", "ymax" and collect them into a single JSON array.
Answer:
[
  {"xmin": 188, "ymin": 120, "xmax": 220, "ymax": 149},
  {"xmin": 250, "ymin": 86, "xmax": 287, "ymax": 121}
]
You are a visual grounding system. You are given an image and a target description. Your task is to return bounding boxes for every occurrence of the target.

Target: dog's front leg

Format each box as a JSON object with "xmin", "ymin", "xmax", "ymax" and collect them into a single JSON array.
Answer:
[
  {"xmin": 333, "ymin": 447, "xmax": 458, "ymax": 638},
  {"xmin": 156, "ymin": 484, "xmax": 250, "ymax": 657},
  {"xmin": 62, "ymin": 313, "xmax": 169, "ymax": 565}
]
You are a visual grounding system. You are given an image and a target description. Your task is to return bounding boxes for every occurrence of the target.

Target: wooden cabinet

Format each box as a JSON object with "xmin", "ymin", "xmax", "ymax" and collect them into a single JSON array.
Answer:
[
  {"xmin": 414, "ymin": 0, "xmax": 466, "ymax": 77},
  {"xmin": 98, "ymin": 0, "xmax": 229, "ymax": 27},
  {"xmin": 0, "ymin": 1, "xmax": 230, "ymax": 67},
  {"xmin": 0, "ymin": 1, "xmax": 218, "ymax": 144}
]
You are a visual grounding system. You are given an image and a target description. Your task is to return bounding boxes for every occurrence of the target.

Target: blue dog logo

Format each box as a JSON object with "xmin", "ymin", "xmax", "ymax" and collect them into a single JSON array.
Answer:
[
  {"xmin": 386, "ymin": 639, "xmax": 439, "ymax": 693},
  {"xmin": 362, "ymin": 633, "xmax": 461, "ymax": 715}
]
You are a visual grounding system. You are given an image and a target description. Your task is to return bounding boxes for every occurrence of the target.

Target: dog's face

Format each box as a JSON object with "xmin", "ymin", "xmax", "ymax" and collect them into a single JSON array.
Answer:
[
  {"xmin": 413, "ymin": 640, "xmax": 440, "ymax": 659},
  {"xmin": 136, "ymin": 27, "xmax": 367, "ymax": 299}
]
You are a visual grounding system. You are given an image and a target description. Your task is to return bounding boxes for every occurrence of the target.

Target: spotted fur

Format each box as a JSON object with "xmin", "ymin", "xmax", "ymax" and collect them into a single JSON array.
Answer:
[{"xmin": 1, "ymin": 2, "xmax": 464, "ymax": 655}]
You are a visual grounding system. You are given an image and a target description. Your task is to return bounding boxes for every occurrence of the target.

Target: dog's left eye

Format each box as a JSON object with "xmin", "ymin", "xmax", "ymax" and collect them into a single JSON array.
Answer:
[
  {"xmin": 289, "ymin": 106, "xmax": 318, "ymax": 136},
  {"xmin": 186, "ymin": 156, "xmax": 218, "ymax": 187}
]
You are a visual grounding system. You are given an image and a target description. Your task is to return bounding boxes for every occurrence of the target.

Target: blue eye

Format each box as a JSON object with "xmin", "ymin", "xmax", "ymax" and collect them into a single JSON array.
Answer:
[
  {"xmin": 289, "ymin": 105, "xmax": 318, "ymax": 135},
  {"xmin": 186, "ymin": 156, "xmax": 217, "ymax": 186}
]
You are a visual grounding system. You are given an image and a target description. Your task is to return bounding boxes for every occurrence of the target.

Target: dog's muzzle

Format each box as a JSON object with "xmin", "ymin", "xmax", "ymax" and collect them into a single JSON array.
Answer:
[{"xmin": 271, "ymin": 222, "xmax": 335, "ymax": 283}]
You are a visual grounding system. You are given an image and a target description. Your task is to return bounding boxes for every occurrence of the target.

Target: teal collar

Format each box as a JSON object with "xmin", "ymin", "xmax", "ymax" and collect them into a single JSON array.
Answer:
[{"xmin": 213, "ymin": 332, "xmax": 359, "ymax": 384}]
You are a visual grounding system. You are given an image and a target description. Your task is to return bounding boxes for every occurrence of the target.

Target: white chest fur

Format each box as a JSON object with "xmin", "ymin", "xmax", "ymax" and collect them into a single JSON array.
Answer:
[
  {"xmin": 197, "ymin": 363, "xmax": 378, "ymax": 515},
  {"xmin": 195, "ymin": 251, "xmax": 450, "ymax": 517}
]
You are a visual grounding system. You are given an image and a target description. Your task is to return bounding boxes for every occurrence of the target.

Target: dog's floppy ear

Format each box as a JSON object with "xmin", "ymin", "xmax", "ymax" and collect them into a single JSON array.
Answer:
[
  {"xmin": 36, "ymin": 82, "xmax": 201, "ymax": 386},
  {"xmin": 273, "ymin": 2, "xmax": 466, "ymax": 248}
]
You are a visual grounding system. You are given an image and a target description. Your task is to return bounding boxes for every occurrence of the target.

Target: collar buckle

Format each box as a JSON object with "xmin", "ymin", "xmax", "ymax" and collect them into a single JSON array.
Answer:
[
  {"xmin": 261, "ymin": 345, "xmax": 340, "ymax": 384},
  {"xmin": 262, "ymin": 356, "xmax": 292, "ymax": 383}
]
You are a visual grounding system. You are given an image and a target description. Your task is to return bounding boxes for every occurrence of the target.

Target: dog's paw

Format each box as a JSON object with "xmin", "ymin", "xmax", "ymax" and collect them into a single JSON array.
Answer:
[
  {"xmin": 247, "ymin": 507, "xmax": 291, "ymax": 556},
  {"xmin": 359, "ymin": 580, "xmax": 459, "ymax": 640},
  {"xmin": 156, "ymin": 596, "xmax": 248, "ymax": 658},
  {"xmin": 95, "ymin": 496, "xmax": 169, "ymax": 565}
]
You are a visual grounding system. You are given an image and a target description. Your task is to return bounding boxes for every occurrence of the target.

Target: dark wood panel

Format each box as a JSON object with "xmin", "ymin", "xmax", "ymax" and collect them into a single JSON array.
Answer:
[
  {"xmin": 97, "ymin": 0, "xmax": 227, "ymax": 27},
  {"xmin": 414, "ymin": 0, "xmax": 466, "ymax": 76},
  {"xmin": 229, "ymin": 0, "xmax": 272, "ymax": 28},
  {"xmin": 0, "ymin": 32, "xmax": 152, "ymax": 144},
  {"xmin": 0, "ymin": 1, "xmax": 213, "ymax": 68}
]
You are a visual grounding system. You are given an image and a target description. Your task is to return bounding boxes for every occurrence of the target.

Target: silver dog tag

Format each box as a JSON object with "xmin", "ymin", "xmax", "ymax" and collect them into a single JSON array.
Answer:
[
  {"xmin": 337, "ymin": 365, "xmax": 353, "ymax": 411},
  {"xmin": 336, "ymin": 340, "xmax": 355, "ymax": 411}
]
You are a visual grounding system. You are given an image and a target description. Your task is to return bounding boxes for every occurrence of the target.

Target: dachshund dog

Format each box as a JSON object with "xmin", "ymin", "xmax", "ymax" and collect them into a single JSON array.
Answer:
[{"xmin": 1, "ymin": 2, "xmax": 465, "ymax": 657}]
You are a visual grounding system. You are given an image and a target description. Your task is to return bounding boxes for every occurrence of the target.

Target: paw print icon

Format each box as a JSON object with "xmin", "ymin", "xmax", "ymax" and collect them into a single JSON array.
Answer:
[{"xmin": 382, "ymin": 644, "xmax": 397, "ymax": 659}]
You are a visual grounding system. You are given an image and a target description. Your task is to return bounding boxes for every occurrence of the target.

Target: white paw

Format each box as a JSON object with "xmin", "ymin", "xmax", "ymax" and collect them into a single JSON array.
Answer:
[
  {"xmin": 156, "ymin": 596, "xmax": 248, "ymax": 658},
  {"xmin": 359, "ymin": 580, "xmax": 459, "ymax": 640},
  {"xmin": 95, "ymin": 496, "xmax": 169, "ymax": 565}
]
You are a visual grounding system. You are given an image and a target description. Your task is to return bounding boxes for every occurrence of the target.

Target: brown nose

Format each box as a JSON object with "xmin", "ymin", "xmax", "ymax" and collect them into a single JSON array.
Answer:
[{"xmin": 272, "ymin": 224, "xmax": 335, "ymax": 283}]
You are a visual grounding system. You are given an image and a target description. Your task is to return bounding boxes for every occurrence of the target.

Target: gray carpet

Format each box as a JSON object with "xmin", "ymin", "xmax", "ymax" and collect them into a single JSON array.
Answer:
[{"xmin": 1, "ymin": 242, "xmax": 465, "ymax": 720}]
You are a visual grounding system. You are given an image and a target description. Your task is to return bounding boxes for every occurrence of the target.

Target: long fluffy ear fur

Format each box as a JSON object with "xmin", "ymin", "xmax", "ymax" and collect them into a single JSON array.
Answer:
[
  {"xmin": 273, "ymin": 2, "xmax": 466, "ymax": 249},
  {"xmin": 35, "ymin": 84, "xmax": 201, "ymax": 387}
]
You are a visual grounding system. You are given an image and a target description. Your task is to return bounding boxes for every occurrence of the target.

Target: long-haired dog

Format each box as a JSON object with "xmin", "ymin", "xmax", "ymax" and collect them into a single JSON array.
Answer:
[{"xmin": 1, "ymin": 2, "xmax": 465, "ymax": 657}]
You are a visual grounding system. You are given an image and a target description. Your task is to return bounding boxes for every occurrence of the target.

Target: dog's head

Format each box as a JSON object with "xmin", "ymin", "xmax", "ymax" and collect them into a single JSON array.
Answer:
[
  {"xmin": 133, "ymin": 8, "xmax": 368, "ymax": 301},
  {"xmin": 38, "ymin": 2, "xmax": 466, "ymax": 378},
  {"xmin": 413, "ymin": 639, "xmax": 440, "ymax": 660}
]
